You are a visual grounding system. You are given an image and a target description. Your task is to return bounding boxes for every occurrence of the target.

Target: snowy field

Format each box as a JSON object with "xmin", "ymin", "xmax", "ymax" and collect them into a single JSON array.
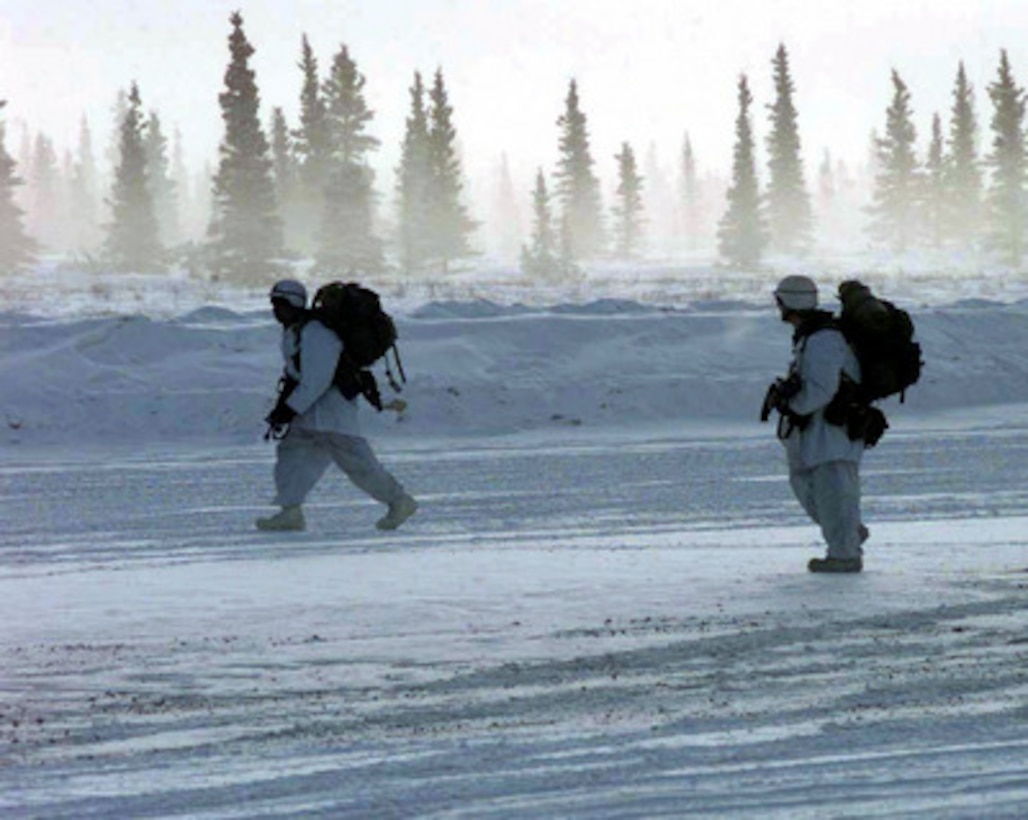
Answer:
[{"xmin": 2, "ymin": 265, "xmax": 1028, "ymax": 817}]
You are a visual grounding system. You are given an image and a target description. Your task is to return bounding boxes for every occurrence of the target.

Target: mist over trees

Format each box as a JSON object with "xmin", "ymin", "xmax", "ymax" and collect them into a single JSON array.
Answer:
[
  {"xmin": 944, "ymin": 62, "xmax": 983, "ymax": 248},
  {"xmin": 764, "ymin": 44, "xmax": 812, "ymax": 255},
  {"xmin": 717, "ymin": 75, "xmax": 766, "ymax": 267},
  {"xmin": 0, "ymin": 100, "xmax": 38, "ymax": 273},
  {"xmin": 985, "ymin": 49, "xmax": 1027, "ymax": 266},
  {"xmin": 612, "ymin": 141, "xmax": 644, "ymax": 259},
  {"xmin": 316, "ymin": 43, "xmax": 384, "ymax": 275},
  {"xmin": 104, "ymin": 82, "xmax": 164, "ymax": 272},
  {"xmin": 867, "ymin": 70, "xmax": 920, "ymax": 253},
  {"xmin": 207, "ymin": 11, "xmax": 283, "ymax": 282},
  {"xmin": 6, "ymin": 23, "xmax": 1028, "ymax": 282},
  {"xmin": 394, "ymin": 68, "xmax": 477, "ymax": 275},
  {"xmin": 554, "ymin": 79, "xmax": 605, "ymax": 261}
]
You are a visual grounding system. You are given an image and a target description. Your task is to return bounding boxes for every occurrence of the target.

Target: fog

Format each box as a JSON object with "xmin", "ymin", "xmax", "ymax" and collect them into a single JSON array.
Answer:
[{"xmin": 3, "ymin": 0, "xmax": 1028, "ymax": 263}]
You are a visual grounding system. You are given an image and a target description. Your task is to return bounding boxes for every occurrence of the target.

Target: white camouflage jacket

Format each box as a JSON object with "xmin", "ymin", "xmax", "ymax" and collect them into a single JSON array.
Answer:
[
  {"xmin": 780, "ymin": 322, "xmax": 864, "ymax": 470},
  {"xmin": 281, "ymin": 319, "xmax": 360, "ymax": 436}
]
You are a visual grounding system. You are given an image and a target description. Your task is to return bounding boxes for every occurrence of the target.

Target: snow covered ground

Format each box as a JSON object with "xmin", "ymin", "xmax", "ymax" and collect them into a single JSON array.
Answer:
[{"xmin": 2, "ymin": 265, "xmax": 1028, "ymax": 817}]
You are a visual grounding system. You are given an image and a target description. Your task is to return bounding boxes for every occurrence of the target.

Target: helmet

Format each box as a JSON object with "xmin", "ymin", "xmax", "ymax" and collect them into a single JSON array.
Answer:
[
  {"xmin": 270, "ymin": 279, "xmax": 307, "ymax": 309},
  {"xmin": 774, "ymin": 275, "xmax": 818, "ymax": 311}
]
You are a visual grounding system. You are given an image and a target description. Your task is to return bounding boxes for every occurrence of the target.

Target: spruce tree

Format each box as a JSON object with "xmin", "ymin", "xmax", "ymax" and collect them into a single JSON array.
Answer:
[
  {"xmin": 105, "ymin": 90, "xmax": 129, "ymax": 186},
  {"xmin": 867, "ymin": 70, "xmax": 920, "ymax": 252},
  {"xmin": 104, "ymin": 82, "xmax": 164, "ymax": 272},
  {"xmin": 555, "ymin": 79, "xmax": 604, "ymax": 259},
  {"xmin": 426, "ymin": 67, "xmax": 476, "ymax": 273},
  {"xmin": 984, "ymin": 49, "xmax": 1027, "ymax": 266},
  {"xmin": 269, "ymin": 106, "xmax": 300, "ymax": 251},
  {"xmin": 764, "ymin": 43, "xmax": 812, "ymax": 254},
  {"xmin": 924, "ymin": 113, "xmax": 946, "ymax": 248},
  {"xmin": 492, "ymin": 153, "xmax": 522, "ymax": 262},
  {"xmin": 208, "ymin": 11, "xmax": 283, "ymax": 282},
  {"xmin": 679, "ymin": 132, "xmax": 701, "ymax": 247},
  {"xmin": 291, "ymin": 35, "xmax": 331, "ymax": 255},
  {"xmin": 395, "ymin": 71, "xmax": 434, "ymax": 273},
  {"xmin": 68, "ymin": 116, "xmax": 101, "ymax": 253},
  {"xmin": 171, "ymin": 128, "xmax": 198, "ymax": 242},
  {"xmin": 317, "ymin": 44, "xmax": 384, "ymax": 274},
  {"xmin": 520, "ymin": 168, "xmax": 558, "ymax": 279},
  {"xmin": 27, "ymin": 133, "xmax": 60, "ymax": 252},
  {"xmin": 944, "ymin": 62, "xmax": 983, "ymax": 248},
  {"xmin": 818, "ymin": 149, "xmax": 835, "ymax": 201},
  {"xmin": 144, "ymin": 110, "xmax": 179, "ymax": 249},
  {"xmin": 717, "ymin": 74, "xmax": 766, "ymax": 268},
  {"xmin": 612, "ymin": 141, "xmax": 644, "ymax": 258},
  {"xmin": 0, "ymin": 100, "xmax": 38, "ymax": 273},
  {"xmin": 642, "ymin": 142, "xmax": 673, "ymax": 243}
]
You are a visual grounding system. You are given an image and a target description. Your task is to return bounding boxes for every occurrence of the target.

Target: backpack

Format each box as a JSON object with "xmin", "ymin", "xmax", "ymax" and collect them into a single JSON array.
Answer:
[
  {"xmin": 310, "ymin": 281, "xmax": 406, "ymax": 410},
  {"xmin": 836, "ymin": 280, "xmax": 922, "ymax": 403}
]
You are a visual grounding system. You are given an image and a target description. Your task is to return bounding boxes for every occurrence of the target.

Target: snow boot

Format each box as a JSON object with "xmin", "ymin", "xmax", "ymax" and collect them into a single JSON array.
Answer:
[
  {"xmin": 808, "ymin": 556, "xmax": 863, "ymax": 574},
  {"xmin": 256, "ymin": 505, "xmax": 306, "ymax": 532},
  {"xmin": 376, "ymin": 494, "xmax": 418, "ymax": 531}
]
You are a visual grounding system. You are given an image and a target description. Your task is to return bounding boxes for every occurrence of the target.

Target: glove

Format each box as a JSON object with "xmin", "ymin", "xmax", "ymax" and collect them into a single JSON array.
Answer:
[{"xmin": 265, "ymin": 400, "xmax": 297, "ymax": 428}]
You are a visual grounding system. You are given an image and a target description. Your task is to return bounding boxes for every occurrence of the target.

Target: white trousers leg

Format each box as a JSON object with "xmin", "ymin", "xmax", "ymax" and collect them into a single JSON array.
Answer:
[
  {"xmin": 272, "ymin": 429, "xmax": 333, "ymax": 507},
  {"xmin": 789, "ymin": 461, "xmax": 863, "ymax": 559},
  {"xmin": 323, "ymin": 432, "xmax": 406, "ymax": 505},
  {"xmin": 273, "ymin": 428, "xmax": 405, "ymax": 507}
]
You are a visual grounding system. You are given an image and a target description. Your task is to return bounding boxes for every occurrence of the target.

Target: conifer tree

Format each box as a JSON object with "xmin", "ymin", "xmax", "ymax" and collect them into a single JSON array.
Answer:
[
  {"xmin": 208, "ymin": 11, "xmax": 283, "ymax": 282},
  {"xmin": 317, "ymin": 44, "xmax": 384, "ymax": 274},
  {"xmin": 944, "ymin": 62, "xmax": 983, "ymax": 248},
  {"xmin": 818, "ymin": 149, "xmax": 835, "ymax": 202},
  {"xmin": 557, "ymin": 212, "xmax": 580, "ymax": 279},
  {"xmin": 717, "ymin": 75, "xmax": 766, "ymax": 268},
  {"xmin": 867, "ymin": 70, "xmax": 921, "ymax": 252},
  {"xmin": 426, "ymin": 67, "xmax": 476, "ymax": 272},
  {"xmin": 269, "ymin": 106, "xmax": 300, "ymax": 250},
  {"xmin": 924, "ymin": 113, "xmax": 946, "ymax": 248},
  {"xmin": 104, "ymin": 82, "xmax": 164, "ymax": 272},
  {"xmin": 679, "ymin": 132, "xmax": 702, "ymax": 248},
  {"xmin": 555, "ymin": 79, "xmax": 604, "ymax": 259},
  {"xmin": 291, "ymin": 35, "xmax": 331, "ymax": 255},
  {"xmin": 171, "ymin": 128, "xmax": 200, "ymax": 241},
  {"xmin": 105, "ymin": 90, "xmax": 128, "ymax": 185},
  {"xmin": 764, "ymin": 43, "xmax": 812, "ymax": 254},
  {"xmin": 68, "ymin": 116, "xmax": 101, "ymax": 253},
  {"xmin": 984, "ymin": 50, "xmax": 1027, "ymax": 266},
  {"xmin": 0, "ymin": 100, "xmax": 38, "ymax": 273},
  {"xmin": 144, "ymin": 110, "xmax": 179, "ymax": 248},
  {"xmin": 520, "ymin": 168, "xmax": 558, "ymax": 279},
  {"xmin": 27, "ymin": 133, "xmax": 60, "ymax": 252},
  {"xmin": 492, "ymin": 153, "xmax": 521, "ymax": 262},
  {"xmin": 612, "ymin": 141, "xmax": 644, "ymax": 258},
  {"xmin": 642, "ymin": 142, "xmax": 673, "ymax": 243},
  {"xmin": 395, "ymin": 71, "xmax": 434, "ymax": 273}
]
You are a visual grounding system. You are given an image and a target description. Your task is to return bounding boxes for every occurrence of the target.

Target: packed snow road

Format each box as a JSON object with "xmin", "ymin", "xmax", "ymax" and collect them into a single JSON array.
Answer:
[{"xmin": 2, "ymin": 415, "xmax": 1027, "ymax": 818}]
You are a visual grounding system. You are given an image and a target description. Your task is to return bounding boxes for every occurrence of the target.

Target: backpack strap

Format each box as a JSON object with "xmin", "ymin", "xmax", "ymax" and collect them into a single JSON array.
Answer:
[{"xmin": 384, "ymin": 344, "xmax": 406, "ymax": 393}]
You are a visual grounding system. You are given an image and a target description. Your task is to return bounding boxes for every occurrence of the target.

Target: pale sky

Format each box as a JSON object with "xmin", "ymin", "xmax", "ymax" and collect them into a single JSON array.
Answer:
[{"xmin": 2, "ymin": 0, "xmax": 1027, "ymax": 194}]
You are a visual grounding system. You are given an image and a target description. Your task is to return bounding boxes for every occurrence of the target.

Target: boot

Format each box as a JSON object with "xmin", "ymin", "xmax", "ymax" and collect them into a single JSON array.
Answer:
[
  {"xmin": 376, "ymin": 494, "xmax": 418, "ymax": 531},
  {"xmin": 256, "ymin": 505, "xmax": 306, "ymax": 532},
  {"xmin": 808, "ymin": 556, "xmax": 863, "ymax": 573}
]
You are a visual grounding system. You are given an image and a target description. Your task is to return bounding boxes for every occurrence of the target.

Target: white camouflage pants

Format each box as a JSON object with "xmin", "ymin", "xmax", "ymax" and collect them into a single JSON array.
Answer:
[
  {"xmin": 788, "ymin": 460, "xmax": 863, "ymax": 559},
  {"xmin": 273, "ymin": 428, "xmax": 406, "ymax": 508}
]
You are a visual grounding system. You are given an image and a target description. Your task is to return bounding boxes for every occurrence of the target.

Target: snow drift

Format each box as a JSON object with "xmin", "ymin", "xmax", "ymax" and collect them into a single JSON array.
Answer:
[{"xmin": 3, "ymin": 296, "xmax": 1028, "ymax": 447}]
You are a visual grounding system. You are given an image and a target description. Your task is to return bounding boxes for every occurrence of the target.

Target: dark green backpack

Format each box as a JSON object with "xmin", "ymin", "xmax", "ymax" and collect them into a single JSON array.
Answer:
[
  {"xmin": 837, "ymin": 280, "xmax": 923, "ymax": 403},
  {"xmin": 311, "ymin": 281, "xmax": 405, "ymax": 409}
]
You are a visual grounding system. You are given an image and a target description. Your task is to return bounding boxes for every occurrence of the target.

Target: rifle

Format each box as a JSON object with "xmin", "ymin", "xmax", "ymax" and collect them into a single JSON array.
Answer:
[
  {"xmin": 264, "ymin": 375, "xmax": 299, "ymax": 440},
  {"xmin": 760, "ymin": 372, "xmax": 802, "ymax": 422}
]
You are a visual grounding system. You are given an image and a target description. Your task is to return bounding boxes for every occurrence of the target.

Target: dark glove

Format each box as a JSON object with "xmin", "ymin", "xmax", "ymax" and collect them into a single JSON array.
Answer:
[
  {"xmin": 760, "ymin": 374, "xmax": 801, "ymax": 421},
  {"xmin": 265, "ymin": 399, "xmax": 297, "ymax": 428}
]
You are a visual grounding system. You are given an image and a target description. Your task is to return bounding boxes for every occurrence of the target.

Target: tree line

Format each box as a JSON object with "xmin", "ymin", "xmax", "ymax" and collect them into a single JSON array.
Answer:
[{"xmin": 2, "ymin": 15, "xmax": 1028, "ymax": 280}]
